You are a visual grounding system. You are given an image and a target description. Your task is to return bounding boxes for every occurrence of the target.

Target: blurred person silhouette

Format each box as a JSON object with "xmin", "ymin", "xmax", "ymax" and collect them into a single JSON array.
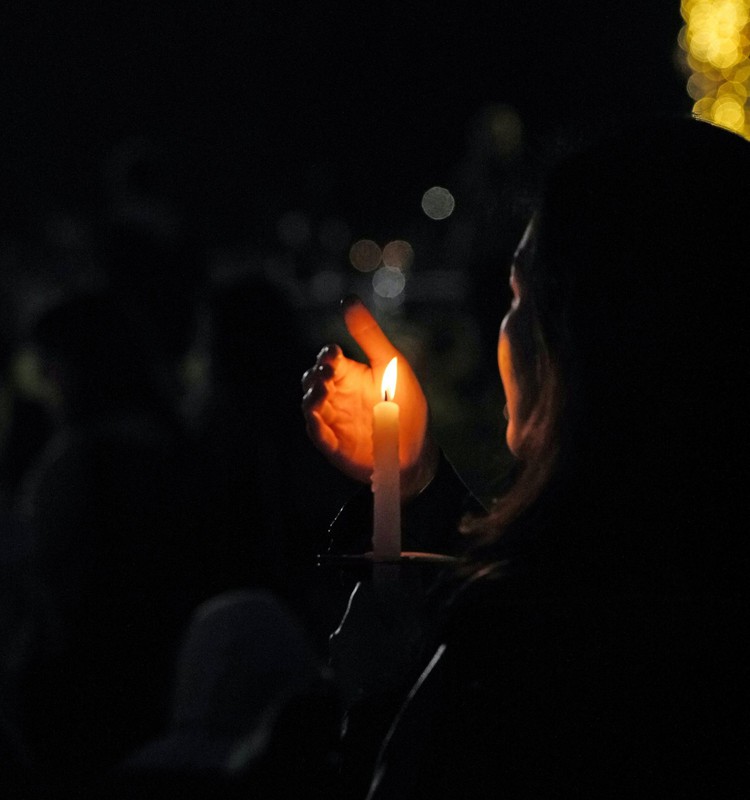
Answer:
[
  {"xmin": 0, "ymin": 173, "xmax": 58, "ymax": 510},
  {"xmin": 0, "ymin": 166, "xmax": 51, "ymax": 797},
  {"xmin": 0, "ymin": 285, "xmax": 56, "ymax": 798},
  {"xmin": 99, "ymin": 220, "xmax": 205, "ymax": 405},
  {"xmin": 0, "ymin": 285, "xmax": 53, "ymax": 615},
  {"xmin": 183, "ymin": 268, "xmax": 354, "ymax": 644},
  {"xmin": 110, "ymin": 589, "xmax": 341, "ymax": 800},
  {"xmin": 98, "ymin": 134, "xmax": 207, "ymax": 408},
  {"xmin": 7, "ymin": 287, "xmax": 212, "ymax": 791},
  {"xmin": 302, "ymin": 116, "xmax": 749, "ymax": 797},
  {"xmin": 0, "ymin": 350, "xmax": 54, "ymax": 515}
]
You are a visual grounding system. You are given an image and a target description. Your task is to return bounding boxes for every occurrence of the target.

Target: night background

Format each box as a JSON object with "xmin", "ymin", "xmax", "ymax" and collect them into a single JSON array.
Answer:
[
  {"xmin": 1, "ymin": 1, "xmax": 691, "ymax": 502},
  {"xmin": 3, "ymin": 4, "xmax": 749, "ymax": 792}
]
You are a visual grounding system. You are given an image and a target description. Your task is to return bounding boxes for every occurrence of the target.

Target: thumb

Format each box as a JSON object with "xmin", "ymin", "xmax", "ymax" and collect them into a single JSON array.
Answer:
[{"xmin": 341, "ymin": 295, "xmax": 398, "ymax": 366}]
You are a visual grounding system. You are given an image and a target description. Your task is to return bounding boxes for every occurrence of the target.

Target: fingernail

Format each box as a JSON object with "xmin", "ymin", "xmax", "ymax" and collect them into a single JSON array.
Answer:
[{"xmin": 317, "ymin": 344, "xmax": 341, "ymax": 360}]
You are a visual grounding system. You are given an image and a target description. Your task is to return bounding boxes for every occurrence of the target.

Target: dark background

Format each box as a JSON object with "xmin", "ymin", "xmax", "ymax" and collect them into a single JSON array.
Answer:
[
  {"xmin": 0, "ymin": 1, "xmax": 691, "ymax": 501},
  {"xmin": 1, "ymin": 2, "xmax": 689, "ymax": 238}
]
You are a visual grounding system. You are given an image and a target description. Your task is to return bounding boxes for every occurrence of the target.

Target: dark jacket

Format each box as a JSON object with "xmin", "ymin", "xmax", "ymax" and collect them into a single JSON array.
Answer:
[{"xmin": 331, "ymin": 459, "xmax": 746, "ymax": 798}]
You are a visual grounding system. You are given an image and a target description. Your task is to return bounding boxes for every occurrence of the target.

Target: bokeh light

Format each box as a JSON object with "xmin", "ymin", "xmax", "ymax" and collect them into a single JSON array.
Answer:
[
  {"xmin": 382, "ymin": 239, "xmax": 415, "ymax": 270},
  {"xmin": 349, "ymin": 238, "xmax": 382, "ymax": 272},
  {"xmin": 372, "ymin": 265, "xmax": 406, "ymax": 298},
  {"xmin": 421, "ymin": 186, "xmax": 456, "ymax": 220},
  {"xmin": 679, "ymin": 0, "xmax": 750, "ymax": 138}
]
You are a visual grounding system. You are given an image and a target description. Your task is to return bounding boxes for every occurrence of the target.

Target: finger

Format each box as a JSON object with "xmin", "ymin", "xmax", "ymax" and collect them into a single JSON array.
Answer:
[
  {"xmin": 302, "ymin": 362, "xmax": 334, "ymax": 392},
  {"xmin": 305, "ymin": 410, "xmax": 338, "ymax": 454},
  {"xmin": 341, "ymin": 295, "xmax": 397, "ymax": 366},
  {"xmin": 301, "ymin": 375, "xmax": 328, "ymax": 411},
  {"xmin": 301, "ymin": 365, "xmax": 316, "ymax": 391},
  {"xmin": 316, "ymin": 343, "xmax": 342, "ymax": 365}
]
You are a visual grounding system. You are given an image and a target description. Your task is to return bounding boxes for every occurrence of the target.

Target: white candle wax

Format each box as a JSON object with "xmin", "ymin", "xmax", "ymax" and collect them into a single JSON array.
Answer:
[{"xmin": 372, "ymin": 357, "xmax": 401, "ymax": 561}]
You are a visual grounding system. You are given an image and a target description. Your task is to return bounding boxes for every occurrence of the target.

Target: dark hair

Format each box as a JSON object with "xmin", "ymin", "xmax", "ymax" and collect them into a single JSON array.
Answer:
[{"xmin": 463, "ymin": 116, "xmax": 750, "ymax": 595}]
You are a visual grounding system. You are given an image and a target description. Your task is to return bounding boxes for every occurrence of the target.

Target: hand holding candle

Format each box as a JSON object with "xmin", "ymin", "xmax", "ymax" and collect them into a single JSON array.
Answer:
[{"xmin": 301, "ymin": 295, "xmax": 439, "ymax": 501}]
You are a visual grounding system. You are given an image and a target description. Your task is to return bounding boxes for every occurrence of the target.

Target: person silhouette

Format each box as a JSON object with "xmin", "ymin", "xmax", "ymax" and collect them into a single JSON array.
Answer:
[
  {"xmin": 184, "ymin": 269, "xmax": 356, "ymax": 644},
  {"xmin": 303, "ymin": 116, "xmax": 750, "ymax": 797},
  {"xmin": 112, "ymin": 589, "xmax": 340, "ymax": 800},
  {"xmin": 10, "ymin": 287, "xmax": 211, "ymax": 791}
]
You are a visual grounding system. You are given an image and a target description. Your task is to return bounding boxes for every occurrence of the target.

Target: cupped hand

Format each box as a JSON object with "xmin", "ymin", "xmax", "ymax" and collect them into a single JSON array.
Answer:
[{"xmin": 301, "ymin": 296, "xmax": 438, "ymax": 500}]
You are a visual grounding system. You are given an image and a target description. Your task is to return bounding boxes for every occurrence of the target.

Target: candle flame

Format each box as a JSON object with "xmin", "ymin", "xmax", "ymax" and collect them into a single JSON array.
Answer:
[{"xmin": 381, "ymin": 357, "xmax": 398, "ymax": 401}]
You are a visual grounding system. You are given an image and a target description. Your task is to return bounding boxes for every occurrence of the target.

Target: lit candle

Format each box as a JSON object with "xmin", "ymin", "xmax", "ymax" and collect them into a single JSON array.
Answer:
[{"xmin": 372, "ymin": 356, "xmax": 401, "ymax": 561}]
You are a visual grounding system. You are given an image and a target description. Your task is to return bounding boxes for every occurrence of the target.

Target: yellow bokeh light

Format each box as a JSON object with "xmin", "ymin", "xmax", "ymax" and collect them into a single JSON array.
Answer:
[
  {"xmin": 687, "ymin": 73, "xmax": 710, "ymax": 98},
  {"xmin": 681, "ymin": 0, "xmax": 750, "ymax": 138},
  {"xmin": 712, "ymin": 93, "xmax": 746, "ymax": 128}
]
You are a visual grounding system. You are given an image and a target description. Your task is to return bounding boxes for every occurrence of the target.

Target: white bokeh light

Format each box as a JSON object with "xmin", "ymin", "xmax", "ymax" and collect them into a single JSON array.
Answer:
[
  {"xmin": 421, "ymin": 186, "xmax": 455, "ymax": 220},
  {"xmin": 372, "ymin": 266, "xmax": 406, "ymax": 298}
]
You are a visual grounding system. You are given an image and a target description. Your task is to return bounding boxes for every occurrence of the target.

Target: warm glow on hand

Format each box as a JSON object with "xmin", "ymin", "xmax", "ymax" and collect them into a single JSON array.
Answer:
[{"xmin": 302, "ymin": 296, "xmax": 438, "ymax": 499}]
